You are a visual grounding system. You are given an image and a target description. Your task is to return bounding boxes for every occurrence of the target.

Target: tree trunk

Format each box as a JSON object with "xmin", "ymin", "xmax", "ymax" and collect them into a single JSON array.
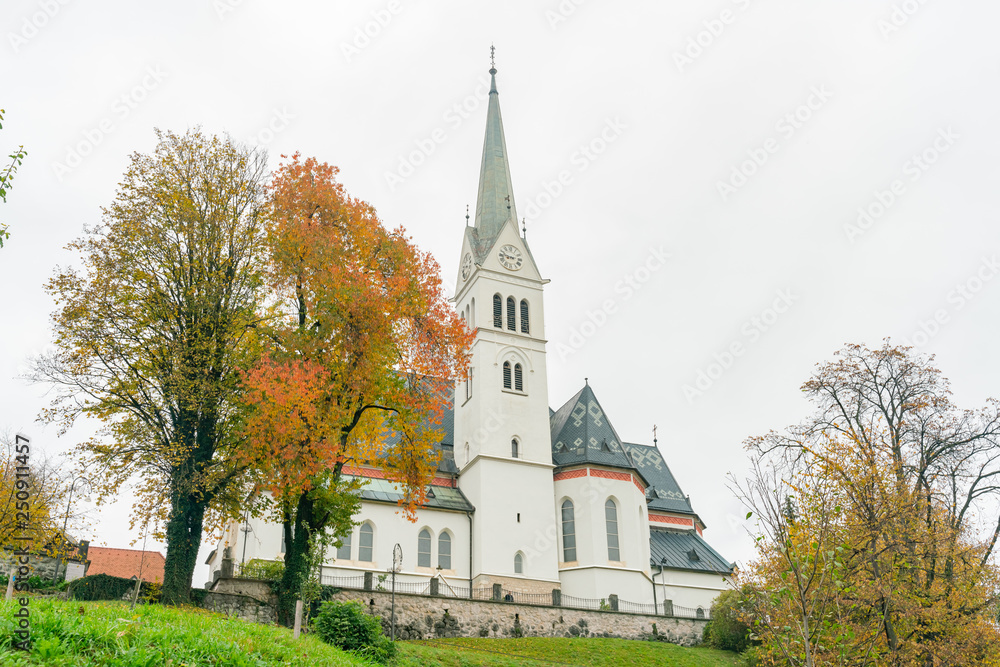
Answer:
[
  {"xmin": 277, "ymin": 490, "xmax": 319, "ymax": 626},
  {"xmin": 161, "ymin": 490, "xmax": 207, "ymax": 605}
]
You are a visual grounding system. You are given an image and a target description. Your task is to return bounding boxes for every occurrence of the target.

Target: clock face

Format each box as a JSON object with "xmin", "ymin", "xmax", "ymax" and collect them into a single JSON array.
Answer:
[
  {"xmin": 498, "ymin": 244, "xmax": 523, "ymax": 271},
  {"xmin": 461, "ymin": 253, "xmax": 473, "ymax": 281}
]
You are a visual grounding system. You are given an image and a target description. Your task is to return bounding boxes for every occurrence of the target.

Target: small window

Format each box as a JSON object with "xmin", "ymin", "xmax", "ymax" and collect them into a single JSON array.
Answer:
[
  {"xmin": 696, "ymin": 607, "xmax": 706, "ymax": 619},
  {"xmin": 336, "ymin": 530, "xmax": 351, "ymax": 560},
  {"xmin": 506, "ymin": 296, "xmax": 516, "ymax": 331},
  {"xmin": 466, "ymin": 367, "xmax": 474, "ymax": 400},
  {"xmin": 493, "ymin": 294, "xmax": 502, "ymax": 328},
  {"xmin": 561, "ymin": 500, "xmax": 576, "ymax": 562},
  {"xmin": 359, "ymin": 523, "xmax": 374, "ymax": 562},
  {"xmin": 514, "ymin": 552, "xmax": 524, "ymax": 574},
  {"xmin": 511, "ymin": 438, "xmax": 519, "ymax": 458},
  {"xmin": 438, "ymin": 532, "xmax": 452, "ymax": 569},
  {"xmin": 520, "ymin": 300, "xmax": 529, "ymax": 334},
  {"xmin": 606, "ymin": 499, "xmax": 620, "ymax": 561},
  {"xmin": 280, "ymin": 528, "xmax": 286, "ymax": 555},
  {"xmin": 514, "ymin": 364, "xmax": 523, "ymax": 392},
  {"xmin": 418, "ymin": 528, "xmax": 431, "ymax": 568},
  {"xmin": 503, "ymin": 362, "xmax": 512, "ymax": 389}
]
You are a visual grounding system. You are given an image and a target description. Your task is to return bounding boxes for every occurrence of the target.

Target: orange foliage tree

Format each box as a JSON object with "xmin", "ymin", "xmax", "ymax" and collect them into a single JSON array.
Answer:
[{"xmin": 241, "ymin": 154, "xmax": 471, "ymax": 622}]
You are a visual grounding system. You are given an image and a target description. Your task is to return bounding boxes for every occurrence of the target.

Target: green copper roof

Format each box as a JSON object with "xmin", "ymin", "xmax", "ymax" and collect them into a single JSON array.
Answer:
[{"xmin": 473, "ymin": 66, "xmax": 517, "ymax": 248}]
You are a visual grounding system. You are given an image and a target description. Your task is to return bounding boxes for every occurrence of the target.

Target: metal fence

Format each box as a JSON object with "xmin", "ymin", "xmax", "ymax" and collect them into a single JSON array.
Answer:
[{"xmin": 318, "ymin": 572, "xmax": 709, "ymax": 619}]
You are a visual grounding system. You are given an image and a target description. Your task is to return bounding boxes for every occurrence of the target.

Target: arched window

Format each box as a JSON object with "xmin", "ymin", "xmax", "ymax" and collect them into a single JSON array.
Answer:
[
  {"xmin": 359, "ymin": 523, "xmax": 374, "ymax": 562},
  {"xmin": 438, "ymin": 532, "xmax": 452, "ymax": 569},
  {"xmin": 417, "ymin": 528, "xmax": 432, "ymax": 567},
  {"xmin": 493, "ymin": 294, "xmax": 502, "ymax": 328},
  {"xmin": 506, "ymin": 296, "xmax": 516, "ymax": 330},
  {"xmin": 696, "ymin": 607, "xmax": 706, "ymax": 619},
  {"xmin": 503, "ymin": 362, "xmax": 512, "ymax": 389},
  {"xmin": 605, "ymin": 499, "xmax": 620, "ymax": 561},
  {"xmin": 470, "ymin": 298, "xmax": 476, "ymax": 328},
  {"xmin": 561, "ymin": 500, "xmax": 577, "ymax": 562},
  {"xmin": 336, "ymin": 530, "xmax": 351, "ymax": 560},
  {"xmin": 520, "ymin": 300, "xmax": 529, "ymax": 334},
  {"xmin": 466, "ymin": 367, "xmax": 474, "ymax": 400},
  {"xmin": 511, "ymin": 438, "xmax": 519, "ymax": 458},
  {"xmin": 514, "ymin": 364, "xmax": 523, "ymax": 392},
  {"xmin": 514, "ymin": 552, "xmax": 524, "ymax": 574}
]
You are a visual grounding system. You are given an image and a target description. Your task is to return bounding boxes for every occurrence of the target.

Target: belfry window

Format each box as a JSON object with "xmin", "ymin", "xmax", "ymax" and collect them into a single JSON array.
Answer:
[
  {"xmin": 514, "ymin": 363, "xmax": 523, "ymax": 392},
  {"xmin": 606, "ymin": 499, "xmax": 620, "ymax": 561},
  {"xmin": 503, "ymin": 362, "xmax": 512, "ymax": 389},
  {"xmin": 506, "ymin": 296, "xmax": 516, "ymax": 331},
  {"xmin": 418, "ymin": 528, "xmax": 431, "ymax": 567},
  {"xmin": 493, "ymin": 294, "xmax": 502, "ymax": 328},
  {"xmin": 520, "ymin": 300, "xmax": 529, "ymax": 334},
  {"xmin": 561, "ymin": 500, "xmax": 577, "ymax": 562}
]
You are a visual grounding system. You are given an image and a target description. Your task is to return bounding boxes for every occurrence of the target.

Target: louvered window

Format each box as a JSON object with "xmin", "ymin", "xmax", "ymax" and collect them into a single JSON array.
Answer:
[
  {"xmin": 514, "ymin": 364, "xmax": 523, "ymax": 392},
  {"xmin": 493, "ymin": 294, "xmax": 502, "ymax": 328},
  {"xmin": 502, "ymin": 362, "xmax": 512, "ymax": 389},
  {"xmin": 506, "ymin": 296, "xmax": 516, "ymax": 330},
  {"xmin": 520, "ymin": 300, "xmax": 529, "ymax": 334}
]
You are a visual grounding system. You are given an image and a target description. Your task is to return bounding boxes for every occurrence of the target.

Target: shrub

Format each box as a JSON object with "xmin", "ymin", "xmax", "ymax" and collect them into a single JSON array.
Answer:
[
  {"xmin": 239, "ymin": 558, "xmax": 285, "ymax": 581},
  {"xmin": 312, "ymin": 600, "xmax": 397, "ymax": 664},
  {"xmin": 704, "ymin": 588, "xmax": 752, "ymax": 653},
  {"xmin": 69, "ymin": 573, "xmax": 160, "ymax": 602}
]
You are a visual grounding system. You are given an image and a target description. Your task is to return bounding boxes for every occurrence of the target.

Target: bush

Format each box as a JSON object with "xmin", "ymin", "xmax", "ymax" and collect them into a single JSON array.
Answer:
[
  {"xmin": 69, "ymin": 573, "xmax": 159, "ymax": 602},
  {"xmin": 312, "ymin": 600, "xmax": 397, "ymax": 664},
  {"xmin": 704, "ymin": 588, "xmax": 752, "ymax": 653},
  {"xmin": 239, "ymin": 558, "xmax": 285, "ymax": 581}
]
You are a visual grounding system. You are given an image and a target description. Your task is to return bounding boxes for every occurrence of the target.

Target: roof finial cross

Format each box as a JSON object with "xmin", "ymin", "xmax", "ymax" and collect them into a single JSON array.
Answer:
[
  {"xmin": 466, "ymin": 204, "xmax": 470, "ymax": 225},
  {"xmin": 522, "ymin": 217, "xmax": 526, "ymax": 237},
  {"xmin": 653, "ymin": 424, "xmax": 658, "ymax": 446},
  {"xmin": 490, "ymin": 44, "xmax": 495, "ymax": 68}
]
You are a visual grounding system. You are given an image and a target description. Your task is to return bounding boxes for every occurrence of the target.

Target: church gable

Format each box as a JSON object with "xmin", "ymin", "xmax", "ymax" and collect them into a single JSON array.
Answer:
[{"xmin": 550, "ymin": 383, "xmax": 638, "ymax": 471}]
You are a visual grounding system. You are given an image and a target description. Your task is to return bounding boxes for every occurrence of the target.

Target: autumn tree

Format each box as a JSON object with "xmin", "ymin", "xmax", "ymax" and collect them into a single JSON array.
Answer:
[
  {"xmin": 241, "ymin": 154, "xmax": 470, "ymax": 623},
  {"xmin": 0, "ymin": 108, "xmax": 27, "ymax": 248},
  {"xmin": 31, "ymin": 129, "xmax": 269, "ymax": 604},
  {"xmin": 736, "ymin": 342, "xmax": 1000, "ymax": 666}
]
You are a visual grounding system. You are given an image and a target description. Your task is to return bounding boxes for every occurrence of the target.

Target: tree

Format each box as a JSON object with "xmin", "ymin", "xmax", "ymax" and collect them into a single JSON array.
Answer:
[
  {"xmin": 0, "ymin": 108, "xmax": 28, "ymax": 248},
  {"xmin": 240, "ymin": 154, "xmax": 471, "ymax": 623},
  {"xmin": 31, "ymin": 129, "xmax": 269, "ymax": 604},
  {"xmin": 736, "ymin": 342, "xmax": 1000, "ymax": 666}
]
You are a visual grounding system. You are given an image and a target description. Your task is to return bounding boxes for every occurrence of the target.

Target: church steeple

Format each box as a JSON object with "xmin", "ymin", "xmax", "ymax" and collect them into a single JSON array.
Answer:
[{"xmin": 473, "ymin": 52, "xmax": 517, "ymax": 247}]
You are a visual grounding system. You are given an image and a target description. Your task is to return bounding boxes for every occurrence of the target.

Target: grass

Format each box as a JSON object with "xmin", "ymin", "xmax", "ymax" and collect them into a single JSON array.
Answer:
[
  {"xmin": 394, "ymin": 637, "xmax": 741, "ymax": 666},
  {"xmin": 0, "ymin": 597, "xmax": 368, "ymax": 666},
  {"xmin": 0, "ymin": 598, "xmax": 739, "ymax": 666}
]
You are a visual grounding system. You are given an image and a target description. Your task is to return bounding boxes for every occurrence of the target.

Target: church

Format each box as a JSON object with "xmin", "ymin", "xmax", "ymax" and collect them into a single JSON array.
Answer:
[{"xmin": 209, "ymin": 60, "xmax": 734, "ymax": 615}]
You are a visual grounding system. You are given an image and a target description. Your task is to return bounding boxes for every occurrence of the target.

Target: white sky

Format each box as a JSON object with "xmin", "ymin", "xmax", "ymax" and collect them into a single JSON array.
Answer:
[{"xmin": 2, "ymin": 1, "xmax": 999, "ymax": 587}]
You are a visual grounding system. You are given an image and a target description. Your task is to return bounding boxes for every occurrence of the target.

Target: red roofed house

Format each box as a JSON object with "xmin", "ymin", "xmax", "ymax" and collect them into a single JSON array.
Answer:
[{"xmin": 85, "ymin": 547, "xmax": 165, "ymax": 584}]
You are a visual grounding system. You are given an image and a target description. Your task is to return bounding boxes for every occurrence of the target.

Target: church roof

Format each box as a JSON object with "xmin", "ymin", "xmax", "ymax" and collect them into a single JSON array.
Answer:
[
  {"xmin": 549, "ymin": 383, "xmax": 639, "ymax": 472},
  {"xmin": 345, "ymin": 474, "xmax": 474, "ymax": 513},
  {"xmin": 649, "ymin": 529, "xmax": 733, "ymax": 575},
  {"xmin": 621, "ymin": 442, "xmax": 694, "ymax": 514},
  {"xmin": 471, "ymin": 65, "xmax": 518, "ymax": 259}
]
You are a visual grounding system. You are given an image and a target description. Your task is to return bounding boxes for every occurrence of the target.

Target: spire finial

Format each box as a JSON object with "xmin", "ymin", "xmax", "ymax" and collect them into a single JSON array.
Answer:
[
  {"xmin": 522, "ymin": 217, "xmax": 526, "ymax": 237},
  {"xmin": 585, "ymin": 377, "xmax": 589, "ymax": 386},
  {"xmin": 490, "ymin": 44, "xmax": 495, "ymax": 69},
  {"xmin": 653, "ymin": 424, "xmax": 658, "ymax": 447},
  {"xmin": 466, "ymin": 204, "xmax": 470, "ymax": 225}
]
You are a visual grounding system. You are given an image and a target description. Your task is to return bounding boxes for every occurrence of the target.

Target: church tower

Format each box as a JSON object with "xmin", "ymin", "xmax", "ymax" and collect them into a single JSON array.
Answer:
[{"xmin": 453, "ymin": 57, "xmax": 561, "ymax": 592}]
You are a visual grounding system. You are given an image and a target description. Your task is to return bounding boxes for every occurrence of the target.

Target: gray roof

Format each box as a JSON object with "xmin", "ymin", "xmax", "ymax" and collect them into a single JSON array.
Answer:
[
  {"xmin": 621, "ymin": 442, "xmax": 694, "ymax": 514},
  {"xmin": 346, "ymin": 474, "xmax": 474, "ymax": 513},
  {"xmin": 549, "ymin": 383, "xmax": 640, "ymax": 472},
  {"xmin": 471, "ymin": 66, "xmax": 517, "ymax": 257},
  {"xmin": 379, "ymin": 390, "xmax": 458, "ymax": 476},
  {"xmin": 649, "ymin": 529, "xmax": 733, "ymax": 575}
]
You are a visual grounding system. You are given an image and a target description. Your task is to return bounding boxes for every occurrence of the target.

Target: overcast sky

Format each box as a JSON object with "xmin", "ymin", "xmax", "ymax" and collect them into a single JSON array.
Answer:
[{"xmin": 3, "ymin": 1, "xmax": 999, "ymax": 586}]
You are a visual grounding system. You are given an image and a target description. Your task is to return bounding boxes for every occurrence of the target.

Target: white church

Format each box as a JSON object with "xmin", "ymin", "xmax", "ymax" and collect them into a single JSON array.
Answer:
[{"xmin": 209, "ymin": 61, "xmax": 733, "ymax": 615}]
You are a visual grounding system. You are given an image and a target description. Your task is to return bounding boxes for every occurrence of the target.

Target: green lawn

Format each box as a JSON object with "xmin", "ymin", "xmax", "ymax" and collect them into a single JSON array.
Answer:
[
  {"xmin": 0, "ymin": 597, "xmax": 367, "ymax": 666},
  {"xmin": 395, "ymin": 637, "xmax": 740, "ymax": 666},
  {"xmin": 0, "ymin": 598, "xmax": 739, "ymax": 666}
]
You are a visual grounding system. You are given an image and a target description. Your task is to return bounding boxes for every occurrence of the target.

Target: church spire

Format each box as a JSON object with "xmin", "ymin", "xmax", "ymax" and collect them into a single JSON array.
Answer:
[{"xmin": 473, "ymin": 48, "xmax": 517, "ymax": 245}]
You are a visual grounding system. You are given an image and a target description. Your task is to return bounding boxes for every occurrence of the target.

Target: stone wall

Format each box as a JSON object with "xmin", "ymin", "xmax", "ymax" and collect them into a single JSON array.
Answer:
[
  {"xmin": 328, "ymin": 589, "xmax": 706, "ymax": 646},
  {"xmin": 211, "ymin": 577, "xmax": 274, "ymax": 603},
  {"xmin": 202, "ymin": 590, "xmax": 276, "ymax": 625}
]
